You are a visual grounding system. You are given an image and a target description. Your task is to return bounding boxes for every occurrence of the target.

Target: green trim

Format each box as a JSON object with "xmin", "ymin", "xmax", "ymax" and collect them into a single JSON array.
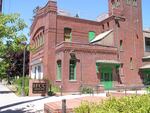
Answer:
[
  {"xmin": 96, "ymin": 64, "xmax": 99, "ymax": 73},
  {"xmin": 74, "ymin": 62, "xmax": 76, "ymax": 80},
  {"xmin": 96, "ymin": 63, "xmax": 120, "ymax": 67},
  {"xmin": 88, "ymin": 31, "xmax": 95, "ymax": 42},
  {"xmin": 142, "ymin": 69, "xmax": 150, "ymax": 74},
  {"xmin": 101, "ymin": 66, "xmax": 113, "ymax": 90}
]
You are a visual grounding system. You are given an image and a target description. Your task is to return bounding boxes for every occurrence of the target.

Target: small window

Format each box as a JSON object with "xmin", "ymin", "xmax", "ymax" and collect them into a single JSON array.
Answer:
[
  {"xmin": 69, "ymin": 59, "xmax": 76, "ymax": 80},
  {"xmin": 39, "ymin": 34, "xmax": 42, "ymax": 46},
  {"xmin": 112, "ymin": 0, "xmax": 120, "ymax": 8},
  {"xmin": 38, "ymin": 65, "xmax": 41, "ymax": 79},
  {"xmin": 102, "ymin": 24, "xmax": 104, "ymax": 30},
  {"xmin": 88, "ymin": 31, "xmax": 95, "ymax": 42},
  {"xmin": 136, "ymin": 34, "xmax": 139, "ymax": 39},
  {"xmin": 145, "ymin": 37, "xmax": 150, "ymax": 52},
  {"xmin": 130, "ymin": 57, "xmax": 133, "ymax": 70},
  {"xmin": 64, "ymin": 28, "xmax": 72, "ymax": 42},
  {"xmin": 133, "ymin": 0, "xmax": 137, "ymax": 6},
  {"xmin": 116, "ymin": 0, "xmax": 120, "ymax": 7},
  {"xmin": 107, "ymin": 22, "xmax": 110, "ymax": 28},
  {"xmin": 57, "ymin": 60, "xmax": 62, "ymax": 80},
  {"xmin": 120, "ymin": 40, "xmax": 123, "ymax": 50},
  {"xmin": 126, "ymin": 0, "xmax": 131, "ymax": 4}
]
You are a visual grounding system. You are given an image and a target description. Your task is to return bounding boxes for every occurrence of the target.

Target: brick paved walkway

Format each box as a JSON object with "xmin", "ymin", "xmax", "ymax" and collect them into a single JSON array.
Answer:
[{"xmin": 44, "ymin": 92, "xmax": 142, "ymax": 113}]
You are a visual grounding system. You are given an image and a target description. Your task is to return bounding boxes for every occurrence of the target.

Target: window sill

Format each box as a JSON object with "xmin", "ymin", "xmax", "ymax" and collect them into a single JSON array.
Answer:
[
  {"xmin": 120, "ymin": 74, "xmax": 125, "ymax": 77},
  {"xmin": 56, "ymin": 80, "xmax": 62, "ymax": 82},
  {"xmin": 69, "ymin": 80, "xmax": 77, "ymax": 83},
  {"xmin": 120, "ymin": 50, "xmax": 124, "ymax": 52}
]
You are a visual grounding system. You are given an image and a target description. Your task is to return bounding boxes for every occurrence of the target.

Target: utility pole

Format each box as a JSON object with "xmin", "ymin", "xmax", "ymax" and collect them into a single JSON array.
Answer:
[{"xmin": 0, "ymin": 0, "xmax": 2, "ymax": 13}]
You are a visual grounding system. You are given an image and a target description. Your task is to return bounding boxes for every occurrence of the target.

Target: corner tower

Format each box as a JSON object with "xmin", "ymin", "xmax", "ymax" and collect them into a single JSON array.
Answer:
[{"xmin": 109, "ymin": 0, "xmax": 144, "ymax": 85}]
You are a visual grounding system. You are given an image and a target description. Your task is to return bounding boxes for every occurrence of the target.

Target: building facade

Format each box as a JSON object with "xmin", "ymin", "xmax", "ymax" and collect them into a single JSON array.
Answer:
[
  {"xmin": 30, "ymin": 0, "xmax": 146, "ymax": 91},
  {"xmin": 140, "ymin": 29, "xmax": 150, "ymax": 85}
]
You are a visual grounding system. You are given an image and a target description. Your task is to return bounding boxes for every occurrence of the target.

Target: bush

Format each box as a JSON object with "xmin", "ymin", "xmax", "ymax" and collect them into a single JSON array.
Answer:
[
  {"xmin": 80, "ymin": 86, "xmax": 93, "ymax": 94},
  {"xmin": 14, "ymin": 77, "xmax": 29, "ymax": 96},
  {"xmin": 48, "ymin": 84, "xmax": 60, "ymax": 96},
  {"xmin": 146, "ymin": 86, "xmax": 150, "ymax": 93},
  {"xmin": 74, "ymin": 95, "xmax": 150, "ymax": 113}
]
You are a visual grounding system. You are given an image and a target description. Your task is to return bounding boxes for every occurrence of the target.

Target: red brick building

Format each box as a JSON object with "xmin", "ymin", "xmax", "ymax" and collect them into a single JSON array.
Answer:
[{"xmin": 30, "ymin": 0, "xmax": 146, "ymax": 91}]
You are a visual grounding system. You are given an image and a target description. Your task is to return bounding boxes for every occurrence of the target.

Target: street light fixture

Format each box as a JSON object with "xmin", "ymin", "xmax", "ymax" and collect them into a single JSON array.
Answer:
[{"xmin": 21, "ymin": 41, "xmax": 27, "ymax": 96}]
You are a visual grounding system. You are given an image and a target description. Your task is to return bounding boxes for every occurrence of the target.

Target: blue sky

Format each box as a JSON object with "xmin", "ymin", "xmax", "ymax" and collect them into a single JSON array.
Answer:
[{"xmin": 2, "ymin": 0, "xmax": 150, "ymax": 38}]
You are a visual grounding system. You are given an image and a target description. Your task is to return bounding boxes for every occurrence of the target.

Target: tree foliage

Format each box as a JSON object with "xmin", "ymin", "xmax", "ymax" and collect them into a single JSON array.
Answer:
[{"xmin": 0, "ymin": 13, "xmax": 29, "ymax": 79}]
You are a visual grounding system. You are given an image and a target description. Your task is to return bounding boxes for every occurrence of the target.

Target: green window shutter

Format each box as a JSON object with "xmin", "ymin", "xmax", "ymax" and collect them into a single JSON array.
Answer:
[
  {"xmin": 69, "ymin": 60, "xmax": 76, "ymax": 80},
  {"xmin": 74, "ymin": 63, "xmax": 76, "ymax": 80},
  {"xmin": 57, "ymin": 61, "xmax": 62, "ymax": 80},
  {"xmin": 88, "ymin": 31, "xmax": 95, "ymax": 42}
]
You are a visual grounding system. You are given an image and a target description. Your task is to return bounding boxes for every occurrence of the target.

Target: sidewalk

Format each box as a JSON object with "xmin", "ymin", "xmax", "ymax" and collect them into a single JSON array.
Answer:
[{"xmin": 0, "ymin": 82, "xmax": 106, "ymax": 113}]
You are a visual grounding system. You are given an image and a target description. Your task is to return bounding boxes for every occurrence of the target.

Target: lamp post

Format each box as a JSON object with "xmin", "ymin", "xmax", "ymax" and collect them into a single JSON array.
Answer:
[{"xmin": 21, "ymin": 41, "xmax": 27, "ymax": 96}]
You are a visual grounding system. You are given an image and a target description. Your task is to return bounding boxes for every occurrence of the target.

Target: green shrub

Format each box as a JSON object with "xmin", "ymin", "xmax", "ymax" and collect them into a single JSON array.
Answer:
[
  {"xmin": 146, "ymin": 86, "xmax": 150, "ymax": 93},
  {"xmin": 74, "ymin": 95, "xmax": 150, "ymax": 113},
  {"xmin": 51, "ymin": 85, "xmax": 60, "ymax": 93},
  {"xmin": 14, "ymin": 77, "xmax": 29, "ymax": 96},
  {"xmin": 48, "ymin": 84, "xmax": 60, "ymax": 96},
  {"xmin": 80, "ymin": 86, "xmax": 93, "ymax": 94}
]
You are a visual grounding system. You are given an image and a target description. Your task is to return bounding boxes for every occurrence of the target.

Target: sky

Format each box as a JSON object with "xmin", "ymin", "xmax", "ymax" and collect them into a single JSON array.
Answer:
[{"xmin": 2, "ymin": 0, "xmax": 150, "ymax": 39}]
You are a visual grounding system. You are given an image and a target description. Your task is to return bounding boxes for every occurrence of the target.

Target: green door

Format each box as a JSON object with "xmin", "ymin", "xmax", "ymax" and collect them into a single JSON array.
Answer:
[{"xmin": 101, "ymin": 67, "xmax": 113, "ymax": 90}]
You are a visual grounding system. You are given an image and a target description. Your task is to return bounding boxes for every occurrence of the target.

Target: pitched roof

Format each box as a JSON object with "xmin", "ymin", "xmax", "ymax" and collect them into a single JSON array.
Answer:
[{"xmin": 91, "ymin": 30, "xmax": 113, "ymax": 43}]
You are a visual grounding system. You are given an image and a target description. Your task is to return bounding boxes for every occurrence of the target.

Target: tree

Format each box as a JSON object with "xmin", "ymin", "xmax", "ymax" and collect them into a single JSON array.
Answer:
[{"xmin": 0, "ymin": 13, "xmax": 28, "ymax": 80}]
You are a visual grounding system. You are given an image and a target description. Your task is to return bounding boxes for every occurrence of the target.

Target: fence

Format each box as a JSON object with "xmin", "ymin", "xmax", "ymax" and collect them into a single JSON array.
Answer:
[{"xmin": 52, "ymin": 84, "xmax": 150, "ymax": 96}]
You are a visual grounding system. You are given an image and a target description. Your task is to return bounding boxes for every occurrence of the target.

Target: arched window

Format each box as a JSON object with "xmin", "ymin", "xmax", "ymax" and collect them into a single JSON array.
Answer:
[
  {"xmin": 57, "ymin": 60, "xmax": 62, "ymax": 80},
  {"xmin": 69, "ymin": 59, "xmax": 76, "ymax": 80}
]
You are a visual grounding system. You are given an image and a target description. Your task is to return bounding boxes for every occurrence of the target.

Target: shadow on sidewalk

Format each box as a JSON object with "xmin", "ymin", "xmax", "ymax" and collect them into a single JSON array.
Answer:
[
  {"xmin": 0, "ymin": 91, "xmax": 15, "ymax": 94},
  {"xmin": 0, "ymin": 107, "xmax": 38, "ymax": 113},
  {"xmin": 0, "ymin": 96, "xmax": 49, "ymax": 110}
]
